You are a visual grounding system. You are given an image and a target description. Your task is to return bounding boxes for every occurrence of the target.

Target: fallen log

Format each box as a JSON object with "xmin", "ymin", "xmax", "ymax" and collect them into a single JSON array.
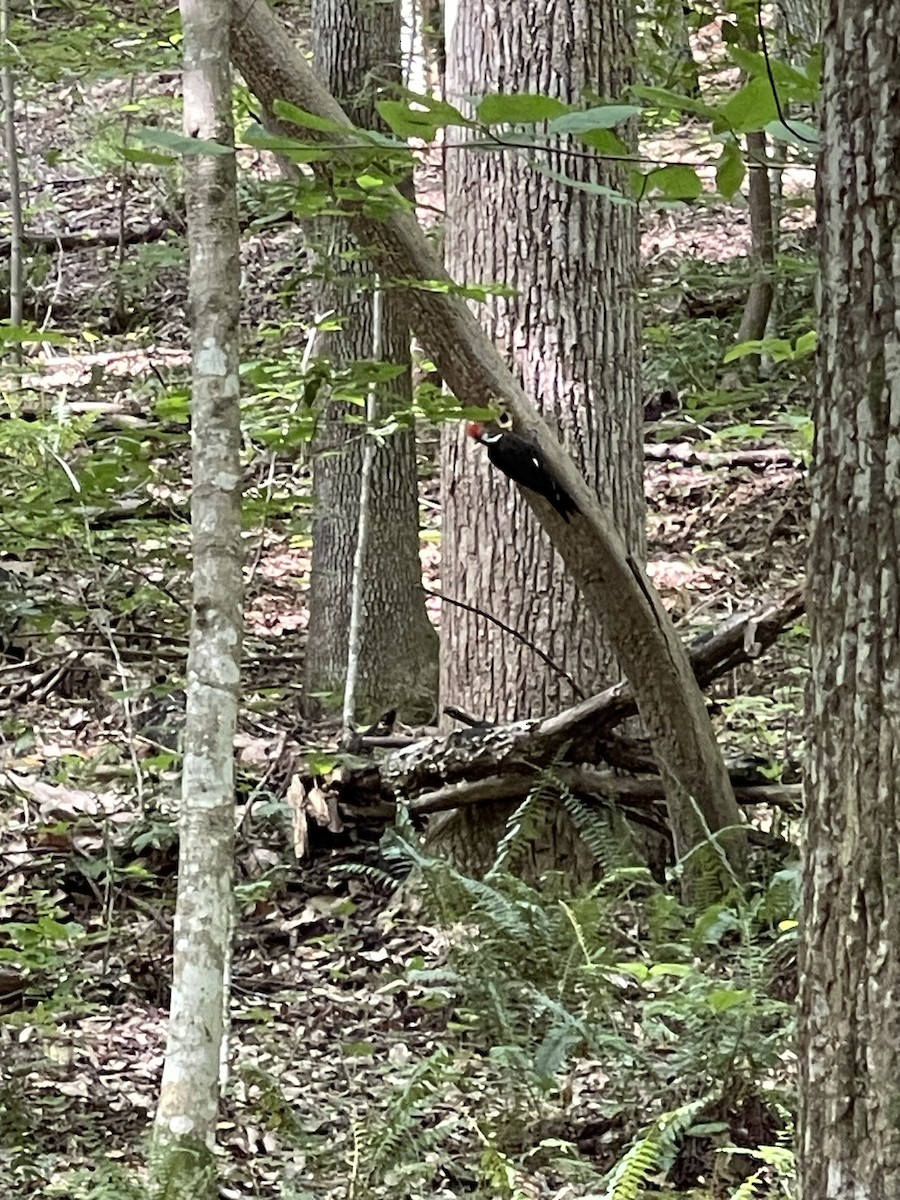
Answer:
[
  {"xmin": 399, "ymin": 768, "xmax": 802, "ymax": 819},
  {"xmin": 644, "ymin": 442, "xmax": 804, "ymax": 471},
  {"xmin": 376, "ymin": 589, "xmax": 804, "ymax": 799}
]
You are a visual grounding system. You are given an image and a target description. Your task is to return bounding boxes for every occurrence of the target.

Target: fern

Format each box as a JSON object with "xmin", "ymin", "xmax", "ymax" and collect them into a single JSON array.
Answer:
[
  {"xmin": 558, "ymin": 783, "xmax": 631, "ymax": 874},
  {"xmin": 353, "ymin": 1048, "xmax": 464, "ymax": 1188},
  {"xmin": 724, "ymin": 1142, "xmax": 796, "ymax": 1199},
  {"xmin": 602, "ymin": 1099, "xmax": 707, "ymax": 1200},
  {"xmin": 488, "ymin": 783, "xmax": 554, "ymax": 877},
  {"xmin": 332, "ymin": 860, "xmax": 405, "ymax": 891}
]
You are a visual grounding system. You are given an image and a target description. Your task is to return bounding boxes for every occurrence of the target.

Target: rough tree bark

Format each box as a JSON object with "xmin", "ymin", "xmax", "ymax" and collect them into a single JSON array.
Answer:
[
  {"xmin": 440, "ymin": 0, "xmax": 644, "ymax": 723},
  {"xmin": 434, "ymin": 0, "xmax": 644, "ymax": 875},
  {"xmin": 152, "ymin": 0, "xmax": 242, "ymax": 1195},
  {"xmin": 777, "ymin": 0, "xmax": 823, "ymax": 53},
  {"xmin": 798, "ymin": 2, "xmax": 900, "ymax": 1195},
  {"xmin": 303, "ymin": 0, "xmax": 438, "ymax": 725},
  {"xmin": 230, "ymin": 0, "xmax": 744, "ymax": 886}
]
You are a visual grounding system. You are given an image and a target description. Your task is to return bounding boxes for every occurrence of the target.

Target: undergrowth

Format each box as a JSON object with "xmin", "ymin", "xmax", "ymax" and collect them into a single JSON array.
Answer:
[{"xmin": 337, "ymin": 790, "xmax": 798, "ymax": 1198}]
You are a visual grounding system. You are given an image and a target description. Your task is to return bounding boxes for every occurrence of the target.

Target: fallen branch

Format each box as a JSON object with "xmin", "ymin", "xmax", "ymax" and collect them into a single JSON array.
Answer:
[
  {"xmin": 380, "ymin": 589, "xmax": 805, "ymax": 797},
  {"xmin": 401, "ymin": 768, "xmax": 802, "ymax": 818},
  {"xmin": 644, "ymin": 442, "xmax": 804, "ymax": 471},
  {"xmin": 0, "ymin": 218, "xmax": 183, "ymax": 255}
]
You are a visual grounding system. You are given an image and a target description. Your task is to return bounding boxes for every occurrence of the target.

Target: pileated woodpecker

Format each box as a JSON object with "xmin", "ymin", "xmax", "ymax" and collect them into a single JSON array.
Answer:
[{"xmin": 466, "ymin": 420, "xmax": 579, "ymax": 521}]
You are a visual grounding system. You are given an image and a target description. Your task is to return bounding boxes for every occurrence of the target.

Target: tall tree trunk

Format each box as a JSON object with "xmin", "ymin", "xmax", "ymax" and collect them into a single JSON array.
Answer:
[
  {"xmin": 441, "ymin": 0, "xmax": 644, "ymax": 724},
  {"xmin": 1, "ymin": 0, "xmax": 23, "ymax": 340},
  {"xmin": 434, "ymin": 0, "xmax": 646, "ymax": 877},
  {"xmin": 152, "ymin": 0, "xmax": 242, "ymax": 1194},
  {"xmin": 777, "ymin": 0, "xmax": 824, "ymax": 53},
  {"xmin": 736, "ymin": 16, "xmax": 776, "ymax": 358},
  {"xmin": 303, "ymin": 0, "xmax": 438, "ymax": 725},
  {"xmin": 799, "ymin": 2, "xmax": 900, "ymax": 1195}
]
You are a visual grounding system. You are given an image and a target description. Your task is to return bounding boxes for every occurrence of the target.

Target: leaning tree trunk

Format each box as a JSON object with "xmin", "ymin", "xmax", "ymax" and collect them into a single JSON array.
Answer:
[
  {"xmin": 798, "ymin": 1, "xmax": 900, "ymax": 1195},
  {"xmin": 435, "ymin": 0, "xmax": 645, "ymax": 877},
  {"xmin": 303, "ymin": 0, "xmax": 438, "ymax": 725}
]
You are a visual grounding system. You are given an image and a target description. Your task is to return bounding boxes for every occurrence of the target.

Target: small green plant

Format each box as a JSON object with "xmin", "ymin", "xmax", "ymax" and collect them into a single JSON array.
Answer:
[
  {"xmin": 0, "ymin": 889, "xmax": 86, "ymax": 999},
  {"xmin": 725, "ymin": 1140, "xmax": 796, "ymax": 1198}
]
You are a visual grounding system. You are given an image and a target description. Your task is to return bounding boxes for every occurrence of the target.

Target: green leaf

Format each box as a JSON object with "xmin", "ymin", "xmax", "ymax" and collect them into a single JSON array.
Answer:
[
  {"xmin": 133, "ymin": 127, "xmax": 232, "ymax": 156},
  {"xmin": 693, "ymin": 904, "xmax": 741, "ymax": 945},
  {"xmin": 241, "ymin": 127, "xmax": 336, "ymax": 161},
  {"xmin": 727, "ymin": 46, "xmax": 819, "ymax": 103},
  {"xmin": 377, "ymin": 94, "xmax": 470, "ymax": 139},
  {"xmin": 122, "ymin": 146, "xmax": 177, "ymax": 166},
  {"xmin": 0, "ymin": 323, "xmax": 68, "ymax": 345},
  {"xmin": 572, "ymin": 128, "xmax": 630, "ymax": 157},
  {"xmin": 533, "ymin": 1025, "xmax": 584, "ymax": 1080},
  {"xmin": 615, "ymin": 961, "xmax": 649, "ymax": 982},
  {"xmin": 707, "ymin": 987, "xmax": 752, "ymax": 1013},
  {"xmin": 646, "ymin": 164, "xmax": 702, "ymax": 200},
  {"xmin": 794, "ymin": 329, "xmax": 818, "ymax": 357},
  {"xmin": 271, "ymin": 100, "xmax": 349, "ymax": 135},
  {"xmin": 719, "ymin": 77, "xmax": 778, "ymax": 133},
  {"xmin": 687, "ymin": 1121, "xmax": 731, "ymax": 1136},
  {"xmin": 648, "ymin": 962, "xmax": 692, "ymax": 978},
  {"xmin": 548, "ymin": 105, "xmax": 640, "ymax": 134},
  {"xmin": 153, "ymin": 393, "xmax": 191, "ymax": 423},
  {"xmin": 724, "ymin": 337, "xmax": 793, "ymax": 363},
  {"xmin": 530, "ymin": 159, "xmax": 633, "ymax": 204},
  {"xmin": 477, "ymin": 92, "xmax": 570, "ymax": 124},
  {"xmin": 765, "ymin": 118, "xmax": 819, "ymax": 147},
  {"xmin": 716, "ymin": 140, "xmax": 745, "ymax": 199}
]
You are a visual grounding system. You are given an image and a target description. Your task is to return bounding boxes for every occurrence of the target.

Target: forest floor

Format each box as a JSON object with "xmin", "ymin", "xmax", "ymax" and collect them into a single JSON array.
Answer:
[{"xmin": 0, "ymin": 65, "xmax": 813, "ymax": 1200}]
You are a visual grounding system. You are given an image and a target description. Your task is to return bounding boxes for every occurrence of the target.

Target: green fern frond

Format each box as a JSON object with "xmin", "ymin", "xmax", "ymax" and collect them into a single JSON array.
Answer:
[
  {"xmin": 558, "ymin": 785, "xmax": 631, "ymax": 874},
  {"xmin": 602, "ymin": 1099, "xmax": 707, "ymax": 1200},
  {"xmin": 488, "ymin": 785, "xmax": 553, "ymax": 877},
  {"xmin": 723, "ymin": 1142, "xmax": 796, "ymax": 1199}
]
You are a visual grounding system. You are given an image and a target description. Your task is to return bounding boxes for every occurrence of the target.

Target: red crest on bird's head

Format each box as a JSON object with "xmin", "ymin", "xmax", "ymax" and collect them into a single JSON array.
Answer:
[{"xmin": 466, "ymin": 421, "xmax": 485, "ymax": 440}]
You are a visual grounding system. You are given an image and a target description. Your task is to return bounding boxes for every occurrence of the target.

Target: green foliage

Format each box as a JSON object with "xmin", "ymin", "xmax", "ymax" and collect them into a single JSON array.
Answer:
[
  {"xmin": 44, "ymin": 1160, "xmax": 148, "ymax": 1200},
  {"xmin": 603, "ymin": 1099, "xmax": 706, "ymax": 1199},
  {"xmin": 642, "ymin": 248, "xmax": 817, "ymax": 433},
  {"xmin": 4, "ymin": 2, "xmax": 180, "ymax": 87},
  {"xmin": 724, "ymin": 331, "xmax": 817, "ymax": 365},
  {"xmin": 365, "ymin": 797, "xmax": 796, "ymax": 1195},
  {"xmin": 725, "ymin": 1140, "xmax": 796, "ymax": 1199},
  {"xmin": 717, "ymin": 139, "xmax": 746, "ymax": 199},
  {"xmin": 639, "ymin": 163, "xmax": 704, "ymax": 201},
  {"xmin": 348, "ymin": 1048, "xmax": 467, "ymax": 1193},
  {"xmin": 0, "ymin": 889, "xmax": 85, "ymax": 998}
]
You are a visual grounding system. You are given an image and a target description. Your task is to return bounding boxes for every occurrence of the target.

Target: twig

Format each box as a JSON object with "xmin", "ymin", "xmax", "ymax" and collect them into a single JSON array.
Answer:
[{"xmin": 424, "ymin": 586, "xmax": 585, "ymax": 700}]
